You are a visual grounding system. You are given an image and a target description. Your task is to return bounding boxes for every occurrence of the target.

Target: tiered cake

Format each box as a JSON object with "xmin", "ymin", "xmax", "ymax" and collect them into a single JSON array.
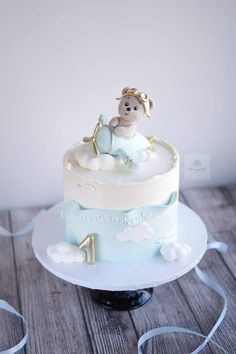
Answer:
[{"xmin": 48, "ymin": 87, "xmax": 191, "ymax": 265}]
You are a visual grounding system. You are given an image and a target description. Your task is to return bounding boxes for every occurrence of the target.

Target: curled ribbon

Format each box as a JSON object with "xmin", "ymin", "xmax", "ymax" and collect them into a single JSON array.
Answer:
[
  {"xmin": 138, "ymin": 236, "xmax": 228, "ymax": 354},
  {"xmin": 0, "ymin": 300, "xmax": 28, "ymax": 354},
  {"xmin": 0, "ymin": 212, "xmax": 42, "ymax": 353},
  {"xmin": 0, "ymin": 212, "xmax": 43, "ymax": 237}
]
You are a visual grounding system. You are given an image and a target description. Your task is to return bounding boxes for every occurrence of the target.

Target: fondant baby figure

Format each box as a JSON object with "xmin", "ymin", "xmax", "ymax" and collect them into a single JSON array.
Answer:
[{"xmin": 109, "ymin": 87, "xmax": 154, "ymax": 138}]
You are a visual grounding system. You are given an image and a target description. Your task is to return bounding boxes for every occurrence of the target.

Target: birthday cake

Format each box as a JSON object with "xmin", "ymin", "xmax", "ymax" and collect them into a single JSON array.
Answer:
[{"xmin": 47, "ymin": 87, "xmax": 191, "ymax": 264}]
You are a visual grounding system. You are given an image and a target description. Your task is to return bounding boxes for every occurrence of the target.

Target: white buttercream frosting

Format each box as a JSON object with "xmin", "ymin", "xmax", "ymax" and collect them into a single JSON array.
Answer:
[
  {"xmin": 70, "ymin": 184, "xmax": 102, "ymax": 207},
  {"xmin": 63, "ymin": 138, "xmax": 179, "ymax": 210},
  {"xmin": 66, "ymin": 139, "xmax": 177, "ymax": 183}
]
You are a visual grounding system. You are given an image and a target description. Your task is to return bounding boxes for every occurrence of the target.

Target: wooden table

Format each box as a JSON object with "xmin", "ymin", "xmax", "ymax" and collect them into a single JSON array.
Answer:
[{"xmin": 0, "ymin": 186, "xmax": 235, "ymax": 354}]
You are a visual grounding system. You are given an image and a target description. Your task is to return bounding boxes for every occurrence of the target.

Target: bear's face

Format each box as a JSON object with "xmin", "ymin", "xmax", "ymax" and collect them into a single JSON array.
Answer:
[{"xmin": 118, "ymin": 96, "xmax": 145, "ymax": 122}]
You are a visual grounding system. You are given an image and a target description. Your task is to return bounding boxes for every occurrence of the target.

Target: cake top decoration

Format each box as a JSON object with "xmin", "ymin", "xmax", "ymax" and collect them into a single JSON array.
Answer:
[
  {"xmin": 77, "ymin": 87, "xmax": 157, "ymax": 170},
  {"xmin": 116, "ymin": 87, "xmax": 154, "ymax": 117},
  {"xmin": 109, "ymin": 86, "xmax": 154, "ymax": 139}
]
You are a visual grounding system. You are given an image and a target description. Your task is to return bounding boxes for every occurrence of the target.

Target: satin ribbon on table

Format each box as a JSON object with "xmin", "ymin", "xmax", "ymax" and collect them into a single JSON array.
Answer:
[
  {"xmin": 0, "ymin": 211, "xmax": 43, "ymax": 237},
  {"xmin": 0, "ymin": 211, "xmax": 229, "ymax": 354},
  {"xmin": 0, "ymin": 212, "xmax": 43, "ymax": 354},
  {"xmin": 0, "ymin": 300, "xmax": 28, "ymax": 354},
  {"xmin": 138, "ymin": 237, "xmax": 229, "ymax": 354}
]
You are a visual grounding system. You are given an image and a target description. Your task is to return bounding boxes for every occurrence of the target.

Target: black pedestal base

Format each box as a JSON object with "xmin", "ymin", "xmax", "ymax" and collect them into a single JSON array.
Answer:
[{"xmin": 90, "ymin": 288, "xmax": 153, "ymax": 310}]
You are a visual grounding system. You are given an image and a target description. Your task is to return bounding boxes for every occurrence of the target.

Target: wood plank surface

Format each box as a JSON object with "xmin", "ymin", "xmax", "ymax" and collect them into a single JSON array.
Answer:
[
  {"xmin": 0, "ymin": 210, "xmax": 25, "ymax": 354},
  {"xmin": 129, "ymin": 282, "xmax": 207, "ymax": 354},
  {"xmin": 0, "ymin": 186, "xmax": 235, "ymax": 354},
  {"xmin": 179, "ymin": 188, "xmax": 236, "ymax": 353},
  {"xmin": 77, "ymin": 286, "xmax": 138, "ymax": 354},
  {"xmin": 10, "ymin": 207, "xmax": 93, "ymax": 354},
  {"xmin": 10, "ymin": 207, "xmax": 138, "ymax": 354}
]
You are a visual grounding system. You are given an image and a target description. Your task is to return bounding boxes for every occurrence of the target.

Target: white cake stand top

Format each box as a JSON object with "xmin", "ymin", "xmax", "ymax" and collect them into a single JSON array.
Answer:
[{"xmin": 32, "ymin": 203, "xmax": 207, "ymax": 291}]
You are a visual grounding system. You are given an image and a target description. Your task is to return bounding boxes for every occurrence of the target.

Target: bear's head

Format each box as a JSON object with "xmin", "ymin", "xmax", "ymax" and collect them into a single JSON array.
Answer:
[{"xmin": 117, "ymin": 87, "xmax": 154, "ymax": 122}]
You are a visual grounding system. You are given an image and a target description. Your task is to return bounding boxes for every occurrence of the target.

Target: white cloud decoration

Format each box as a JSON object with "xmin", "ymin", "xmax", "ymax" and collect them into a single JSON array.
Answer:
[
  {"xmin": 160, "ymin": 241, "xmax": 191, "ymax": 262},
  {"xmin": 116, "ymin": 222, "xmax": 154, "ymax": 243},
  {"xmin": 71, "ymin": 183, "xmax": 102, "ymax": 207},
  {"xmin": 47, "ymin": 241, "xmax": 85, "ymax": 263},
  {"xmin": 75, "ymin": 143, "xmax": 115, "ymax": 171}
]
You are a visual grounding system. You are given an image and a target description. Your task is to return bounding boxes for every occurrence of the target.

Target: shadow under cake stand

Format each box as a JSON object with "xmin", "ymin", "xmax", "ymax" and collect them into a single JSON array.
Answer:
[{"xmin": 32, "ymin": 203, "xmax": 207, "ymax": 310}]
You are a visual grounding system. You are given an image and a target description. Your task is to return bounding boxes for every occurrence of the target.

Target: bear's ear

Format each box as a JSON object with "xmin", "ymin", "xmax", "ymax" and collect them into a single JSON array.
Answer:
[
  {"xmin": 122, "ymin": 87, "xmax": 130, "ymax": 96},
  {"xmin": 149, "ymin": 99, "xmax": 155, "ymax": 109}
]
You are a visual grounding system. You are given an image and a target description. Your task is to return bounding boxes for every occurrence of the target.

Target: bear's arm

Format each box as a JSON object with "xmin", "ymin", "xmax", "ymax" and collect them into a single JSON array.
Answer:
[{"xmin": 109, "ymin": 117, "xmax": 120, "ymax": 128}]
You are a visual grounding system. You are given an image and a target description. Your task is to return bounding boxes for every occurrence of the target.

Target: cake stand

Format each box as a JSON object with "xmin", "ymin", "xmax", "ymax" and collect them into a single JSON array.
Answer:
[{"xmin": 32, "ymin": 203, "xmax": 207, "ymax": 310}]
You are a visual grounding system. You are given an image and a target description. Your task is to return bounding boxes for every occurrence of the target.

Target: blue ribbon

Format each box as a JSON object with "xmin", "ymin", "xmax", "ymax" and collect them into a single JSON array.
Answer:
[
  {"xmin": 0, "ymin": 300, "xmax": 28, "ymax": 354},
  {"xmin": 0, "ymin": 213, "xmax": 40, "ymax": 353},
  {"xmin": 0, "ymin": 211, "xmax": 43, "ymax": 237},
  {"xmin": 0, "ymin": 211, "xmax": 229, "ymax": 354},
  {"xmin": 138, "ymin": 237, "xmax": 228, "ymax": 354}
]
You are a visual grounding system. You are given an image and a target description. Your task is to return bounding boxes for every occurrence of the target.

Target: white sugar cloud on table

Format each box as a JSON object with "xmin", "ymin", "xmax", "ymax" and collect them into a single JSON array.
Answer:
[
  {"xmin": 160, "ymin": 241, "xmax": 191, "ymax": 262},
  {"xmin": 47, "ymin": 241, "xmax": 85, "ymax": 263},
  {"xmin": 116, "ymin": 222, "xmax": 154, "ymax": 242},
  {"xmin": 75, "ymin": 143, "xmax": 115, "ymax": 171}
]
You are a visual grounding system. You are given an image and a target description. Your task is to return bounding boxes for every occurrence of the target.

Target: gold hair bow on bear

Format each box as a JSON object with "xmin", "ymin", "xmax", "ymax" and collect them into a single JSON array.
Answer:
[{"xmin": 116, "ymin": 87, "xmax": 154, "ymax": 117}]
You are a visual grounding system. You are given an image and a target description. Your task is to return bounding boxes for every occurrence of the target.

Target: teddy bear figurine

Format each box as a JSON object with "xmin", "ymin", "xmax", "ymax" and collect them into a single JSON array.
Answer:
[
  {"xmin": 81, "ymin": 87, "xmax": 157, "ymax": 170},
  {"xmin": 109, "ymin": 87, "xmax": 154, "ymax": 138}
]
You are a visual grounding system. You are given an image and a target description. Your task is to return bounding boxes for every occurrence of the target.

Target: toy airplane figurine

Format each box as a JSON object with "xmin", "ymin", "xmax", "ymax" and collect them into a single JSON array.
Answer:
[{"xmin": 80, "ymin": 87, "xmax": 157, "ymax": 170}]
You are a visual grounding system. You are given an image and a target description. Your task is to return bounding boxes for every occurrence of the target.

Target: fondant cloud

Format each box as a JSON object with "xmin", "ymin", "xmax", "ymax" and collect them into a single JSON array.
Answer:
[
  {"xmin": 71, "ymin": 184, "xmax": 102, "ymax": 207},
  {"xmin": 47, "ymin": 241, "xmax": 85, "ymax": 263},
  {"xmin": 116, "ymin": 222, "xmax": 154, "ymax": 243},
  {"xmin": 160, "ymin": 241, "xmax": 191, "ymax": 262},
  {"xmin": 75, "ymin": 143, "xmax": 115, "ymax": 171}
]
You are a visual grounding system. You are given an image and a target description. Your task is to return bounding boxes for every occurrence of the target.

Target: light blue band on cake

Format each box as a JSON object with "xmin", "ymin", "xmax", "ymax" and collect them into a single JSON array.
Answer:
[
  {"xmin": 137, "ymin": 236, "xmax": 228, "ymax": 354},
  {"xmin": 57, "ymin": 191, "xmax": 177, "ymax": 220},
  {"xmin": 58, "ymin": 192, "xmax": 178, "ymax": 261}
]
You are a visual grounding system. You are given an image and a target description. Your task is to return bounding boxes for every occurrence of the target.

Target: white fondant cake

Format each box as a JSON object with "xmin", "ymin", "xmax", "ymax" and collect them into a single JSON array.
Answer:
[{"xmin": 47, "ymin": 87, "xmax": 190, "ymax": 264}]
